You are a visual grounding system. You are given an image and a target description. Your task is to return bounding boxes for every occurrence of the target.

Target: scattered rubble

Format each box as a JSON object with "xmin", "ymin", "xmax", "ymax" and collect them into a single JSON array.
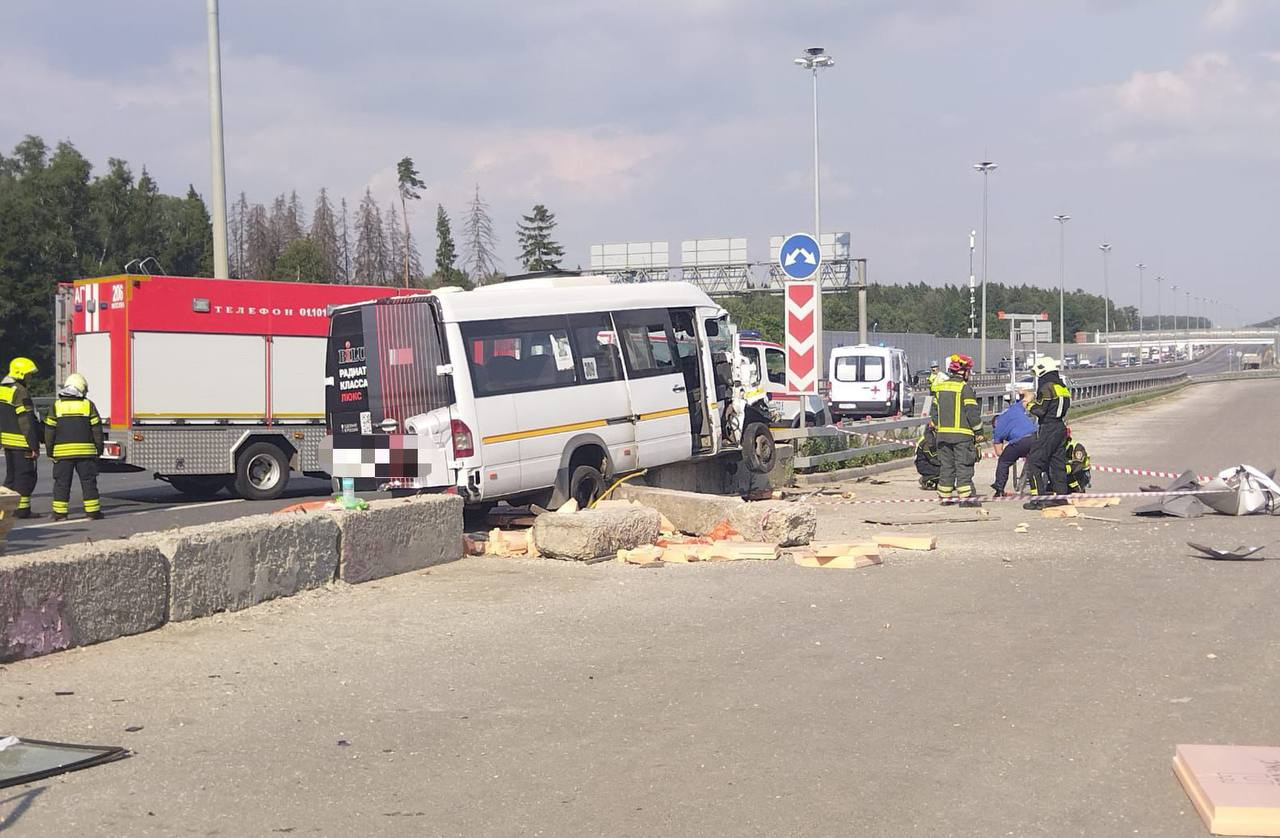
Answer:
[
  {"xmin": 872, "ymin": 533, "xmax": 937, "ymax": 551},
  {"xmin": 1186, "ymin": 542, "xmax": 1267, "ymax": 561}
]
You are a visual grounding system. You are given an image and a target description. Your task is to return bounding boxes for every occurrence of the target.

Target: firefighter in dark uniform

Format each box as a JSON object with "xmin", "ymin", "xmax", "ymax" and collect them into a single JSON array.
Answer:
[
  {"xmin": 1023, "ymin": 356, "xmax": 1073, "ymax": 509},
  {"xmin": 44, "ymin": 373, "xmax": 104, "ymax": 521},
  {"xmin": 1, "ymin": 357, "xmax": 41, "ymax": 518},
  {"xmin": 928, "ymin": 354, "xmax": 985, "ymax": 505}
]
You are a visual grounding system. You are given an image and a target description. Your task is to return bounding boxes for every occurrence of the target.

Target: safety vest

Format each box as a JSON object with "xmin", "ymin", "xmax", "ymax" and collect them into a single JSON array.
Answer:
[
  {"xmin": 0, "ymin": 378, "xmax": 36, "ymax": 450},
  {"xmin": 44, "ymin": 397, "xmax": 102, "ymax": 459},
  {"xmin": 1033, "ymin": 380, "xmax": 1072, "ymax": 422},
  {"xmin": 932, "ymin": 377, "xmax": 982, "ymax": 439}
]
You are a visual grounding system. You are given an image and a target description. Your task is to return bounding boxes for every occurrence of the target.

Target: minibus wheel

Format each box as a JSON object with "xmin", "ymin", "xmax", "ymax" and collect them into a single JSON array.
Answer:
[
  {"xmin": 742, "ymin": 421, "xmax": 776, "ymax": 474},
  {"xmin": 569, "ymin": 464, "xmax": 605, "ymax": 508}
]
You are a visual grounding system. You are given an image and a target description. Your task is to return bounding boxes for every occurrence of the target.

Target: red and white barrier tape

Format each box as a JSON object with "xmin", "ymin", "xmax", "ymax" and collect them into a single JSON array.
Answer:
[
  {"xmin": 841, "ymin": 489, "xmax": 1214, "ymax": 506},
  {"xmin": 827, "ymin": 424, "xmax": 1213, "ymax": 483}
]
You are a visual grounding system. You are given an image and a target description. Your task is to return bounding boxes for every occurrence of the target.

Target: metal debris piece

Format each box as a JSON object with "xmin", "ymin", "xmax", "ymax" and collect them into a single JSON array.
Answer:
[{"xmin": 1187, "ymin": 542, "xmax": 1266, "ymax": 561}]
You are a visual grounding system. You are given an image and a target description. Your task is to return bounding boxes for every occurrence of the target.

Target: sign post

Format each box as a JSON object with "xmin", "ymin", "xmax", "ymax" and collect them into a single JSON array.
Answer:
[{"xmin": 780, "ymin": 233, "xmax": 823, "ymax": 429}]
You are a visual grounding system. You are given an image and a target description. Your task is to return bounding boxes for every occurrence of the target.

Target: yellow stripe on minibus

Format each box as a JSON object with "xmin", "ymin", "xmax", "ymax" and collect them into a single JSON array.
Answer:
[
  {"xmin": 638, "ymin": 406, "xmax": 690, "ymax": 421},
  {"xmin": 483, "ymin": 418, "xmax": 609, "ymax": 445}
]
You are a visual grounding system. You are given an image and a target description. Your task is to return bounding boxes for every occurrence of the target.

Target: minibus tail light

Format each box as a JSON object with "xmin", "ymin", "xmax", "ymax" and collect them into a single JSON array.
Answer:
[{"xmin": 451, "ymin": 419, "xmax": 475, "ymax": 458}]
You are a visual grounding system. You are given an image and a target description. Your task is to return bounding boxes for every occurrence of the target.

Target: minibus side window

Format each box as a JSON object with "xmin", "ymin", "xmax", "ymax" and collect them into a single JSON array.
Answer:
[
  {"xmin": 614, "ymin": 309, "xmax": 678, "ymax": 379},
  {"xmin": 462, "ymin": 315, "xmax": 578, "ymax": 396},
  {"xmin": 567, "ymin": 312, "xmax": 623, "ymax": 383}
]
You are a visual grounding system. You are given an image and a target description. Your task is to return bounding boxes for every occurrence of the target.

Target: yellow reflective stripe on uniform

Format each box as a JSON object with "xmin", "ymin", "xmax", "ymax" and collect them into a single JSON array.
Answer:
[
  {"xmin": 54, "ymin": 400, "xmax": 91, "ymax": 417},
  {"xmin": 0, "ymin": 385, "xmax": 14, "ymax": 402},
  {"xmin": 52, "ymin": 443, "xmax": 99, "ymax": 458},
  {"xmin": 14, "ymin": 404, "xmax": 27, "ymax": 414},
  {"xmin": 932, "ymin": 380, "xmax": 974, "ymax": 435},
  {"xmin": 0, "ymin": 432, "xmax": 26, "ymax": 447}
]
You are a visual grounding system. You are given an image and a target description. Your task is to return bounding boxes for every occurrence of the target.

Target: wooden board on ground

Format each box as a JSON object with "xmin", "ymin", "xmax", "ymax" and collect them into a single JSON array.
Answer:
[
  {"xmin": 617, "ymin": 545, "xmax": 665, "ymax": 566},
  {"xmin": 700, "ymin": 541, "xmax": 778, "ymax": 562},
  {"xmin": 791, "ymin": 548, "xmax": 882, "ymax": 569},
  {"xmin": 1041, "ymin": 505, "xmax": 1080, "ymax": 519},
  {"xmin": 1070, "ymin": 496, "xmax": 1121, "ymax": 508},
  {"xmin": 1173, "ymin": 744, "xmax": 1280, "ymax": 836},
  {"xmin": 873, "ymin": 533, "xmax": 937, "ymax": 551}
]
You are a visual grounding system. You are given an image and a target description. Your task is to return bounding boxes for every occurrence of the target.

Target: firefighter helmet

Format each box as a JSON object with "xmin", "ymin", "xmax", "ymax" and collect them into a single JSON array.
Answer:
[
  {"xmin": 64, "ymin": 372, "xmax": 88, "ymax": 394},
  {"xmin": 1031, "ymin": 356, "xmax": 1060, "ymax": 375},
  {"xmin": 947, "ymin": 354, "xmax": 974, "ymax": 374},
  {"xmin": 8, "ymin": 357, "xmax": 37, "ymax": 379}
]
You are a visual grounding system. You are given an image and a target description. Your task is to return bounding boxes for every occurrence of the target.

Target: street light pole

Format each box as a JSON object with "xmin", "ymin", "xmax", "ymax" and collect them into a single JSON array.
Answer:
[
  {"xmin": 1154, "ymin": 276, "xmax": 1164, "ymax": 361},
  {"xmin": 206, "ymin": 0, "xmax": 229, "ymax": 278},
  {"xmin": 1099, "ymin": 243, "xmax": 1112, "ymax": 368},
  {"xmin": 974, "ymin": 161, "xmax": 997, "ymax": 371},
  {"xmin": 968, "ymin": 230, "xmax": 976, "ymax": 339},
  {"xmin": 794, "ymin": 47, "xmax": 836, "ymax": 341},
  {"xmin": 1053, "ymin": 214, "xmax": 1070, "ymax": 361},
  {"xmin": 1136, "ymin": 263, "xmax": 1146, "ymax": 365}
]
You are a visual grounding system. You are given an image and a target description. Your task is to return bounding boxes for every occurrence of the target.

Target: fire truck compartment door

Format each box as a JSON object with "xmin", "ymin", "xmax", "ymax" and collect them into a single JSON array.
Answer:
[
  {"xmin": 270, "ymin": 336, "xmax": 326, "ymax": 418},
  {"xmin": 73, "ymin": 332, "xmax": 112, "ymax": 423},
  {"xmin": 133, "ymin": 332, "xmax": 266, "ymax": 420}
]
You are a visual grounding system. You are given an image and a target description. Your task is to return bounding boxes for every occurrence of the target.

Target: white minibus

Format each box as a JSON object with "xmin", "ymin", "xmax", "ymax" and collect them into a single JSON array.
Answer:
[{"xmin": 322, "ymin": 277, "xmax": 777, "ymax": 507}]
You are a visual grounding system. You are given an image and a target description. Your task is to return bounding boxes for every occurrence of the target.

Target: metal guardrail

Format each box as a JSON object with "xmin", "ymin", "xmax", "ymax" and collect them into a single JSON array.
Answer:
[{"xmin": 783, "ymin": 365, "xmax": 1277, "ymax": 471}]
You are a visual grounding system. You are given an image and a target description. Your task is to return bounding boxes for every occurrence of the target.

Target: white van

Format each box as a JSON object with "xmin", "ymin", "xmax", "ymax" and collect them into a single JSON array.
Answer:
[
  {"xmin": 737, "ymin": 334, "xmax": 831, "ymax": 427},
  {"xmin": 322, "ymin": 277, "xmax": 777, "ymax": 507},
  {"xmin": 828, "ymin": 345, "xmax": 915, "ymax": 420}
]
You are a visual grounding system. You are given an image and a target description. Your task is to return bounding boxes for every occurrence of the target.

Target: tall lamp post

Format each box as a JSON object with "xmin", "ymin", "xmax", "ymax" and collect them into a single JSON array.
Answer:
[
  {"xmin": 968, "ymin": 230, "xmax": 977, "ymax": 339},
  {"xmin": 1099, "ymin": 244, "xmax": 1112, "ymax": 368},
  {"xmin": 974, "ymin": 161, "xmax": 997, "ymax": 371},
  {"xmin": 794, "ymin": 47, "xmax": 837, "ymax": 343},
  {"xmin": 1153, "ymin": 275, "xmax": 1165, "ymax": 362},
  {"xmin": 206, "ymin": 0, "xmax": 229, "ymax": 278},
  {"xmin": 1053, "ymin": 214, "xmax": 1070, "ymax": 361},
  {"xmin": 1136, "ymin": 263, "xmax": 1146, "ymax": 365},
  {"xmin": 1184, "ymin": 289, "xmax": 1191, "ymax": 348},
  {"xmin": 1171, "ymin": 283, "xmax": 1180, "ymax": 356}
]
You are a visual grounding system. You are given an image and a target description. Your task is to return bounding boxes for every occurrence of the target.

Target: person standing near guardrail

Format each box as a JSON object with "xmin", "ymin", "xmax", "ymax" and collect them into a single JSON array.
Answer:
[
  {"xmin": 1023, "ymin": 357, "xmax": 1072, "ymax": 509},
  {"xmin": 0, "ymin": 357, "xmax": 42, "ymax": 519},
  {"xmin": 44, "ymin": 373, "xmax": 104, "ymax": 521},
  {"xmin": 928, "ymin": 354, "xmax": 985, "ymax": 506},
  {"xmin": 990, "ymin": 386, "xmax": 1037, "ymax": 497}
]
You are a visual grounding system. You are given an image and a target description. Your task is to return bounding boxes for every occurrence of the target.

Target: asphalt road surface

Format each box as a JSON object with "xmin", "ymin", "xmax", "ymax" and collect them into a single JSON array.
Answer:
[
  {"xmin": 2, "ymin": 381, "xmax": 1278, "ymax": 837},
  {"xmin": 1, "ymin": 345, "xmax": 1247, "ymax": 557}
]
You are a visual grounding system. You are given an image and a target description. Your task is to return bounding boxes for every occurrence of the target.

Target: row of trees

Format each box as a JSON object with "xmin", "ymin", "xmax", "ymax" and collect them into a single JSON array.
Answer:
[
  {"xmin": 720, "ymin": 281, "xmax": 1210, "ymax": 348},
  {"xmin": 0, "ymin": 136, "xmax": 215, "ymax": 386}
]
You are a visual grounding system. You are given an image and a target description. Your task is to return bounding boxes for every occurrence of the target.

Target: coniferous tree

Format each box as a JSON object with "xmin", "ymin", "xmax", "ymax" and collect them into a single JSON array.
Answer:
[
  {"xmin": 127, "ymin": 167, "xmax": 165, "ymax": 269},
  {"xmin": 353, "ymin": 188, "xmax": 387, "ymax": 285},
  {"xmin": 245, "ymin": 202, "xmax": 274, "ymax": 279},
  {"xmin": 462, "ymin": 183, "xmax": 500, "ymax": 284},
  {"xmin": 338, "ymin": 197, "xmax": 352, "ymax": 284},
  {"xmin": 89, "ymin": 158, "xmax": 133, "ymax": 273},
  {"xmin": 385, "ymin": 202, "xmax": 404, "ymax": 286},
  {"xmin": 310, "ymin": 188, "xmax": 340, "ymax": 281},
  {"xmin": 516, "ymin": 204, "xmax": 564, "ymax": 272},
  {"xmin": 160, "ymin": 185, "xmax": 213, "ymax": 276},
  {"xmin": 395, "ymin": 157, "xmax": 426, "ymax": 287},
  {"xmin": 228, "ymin": 191, "xmax": 250, "ymax": 277}
]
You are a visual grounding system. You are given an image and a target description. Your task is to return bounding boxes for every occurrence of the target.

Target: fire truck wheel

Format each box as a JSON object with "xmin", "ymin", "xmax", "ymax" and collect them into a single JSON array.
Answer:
[
  {"xmin": 741, "ymin": 421, "xmax": 776, "ymax": 474},
  {"xmin": 168, "ymin": 474, "xmax": 230, "ymax": 500},
  {"xmin": 234, "ymin": 442, "xmax": 291, "ymax": 501}
]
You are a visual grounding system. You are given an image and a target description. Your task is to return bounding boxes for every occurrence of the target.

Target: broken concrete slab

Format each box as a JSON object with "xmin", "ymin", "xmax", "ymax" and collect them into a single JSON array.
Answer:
[
  {"xmin": 532, "ymin": 507, "xmax": 661, "ymax": 561},
  {"xmin": 334, "ymin": 494, "xmax": 464, "ymax": 584},
  {"xmin": 612, "ymin": 484, "xmax": 740, "ymax": 536},
  {"xmin": 612, "ymin": 485, "xmax": 816, "ymax": 545},
  {"xmin": 726, "ymin": 500, "xmax": 816, "ymax": 547},
  {"xmin": 0, "ymin": 540, "xmax": 168, "ymax": 662},
  {"xmin": 153, "ymin": 513, "xmax": 340, "ymax": 622}
]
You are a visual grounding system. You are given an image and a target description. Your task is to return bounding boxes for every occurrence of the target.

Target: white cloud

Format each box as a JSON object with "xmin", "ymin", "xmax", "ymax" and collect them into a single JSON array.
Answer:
[
  {"xmin": 1204, "ymin": 0, "xmax": 1248, "ymax": 29},
  {"xmin": 1073, "ymin": 51, "xmax": 1280, "ymax": 162}
]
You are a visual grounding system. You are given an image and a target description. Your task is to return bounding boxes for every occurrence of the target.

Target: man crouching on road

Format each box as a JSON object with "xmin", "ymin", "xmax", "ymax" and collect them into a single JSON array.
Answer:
[
  {"xmin": 927, "ymin": 354, "xmax": 985, "ymax": 506},
  {"xmin": 990, "ymin": 385, "xmax": 1037, "ymax": 497}
]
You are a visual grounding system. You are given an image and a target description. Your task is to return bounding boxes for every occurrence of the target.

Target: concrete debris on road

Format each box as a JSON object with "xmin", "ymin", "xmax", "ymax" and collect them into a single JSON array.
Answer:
[
  {"xmin": 872, "ymin": 533, "xmax": 937, "ymax": 551},
  {"xmin": 1040, "ymin": 505, "xmax": 1080, "ymax": 519},
  {"xmin": 789, "ymin": 542, "xmax": 882, "ymax": 569},
  {"xmin": 531, "ymin": 506, "xmax": 661, "ymax": 561}
]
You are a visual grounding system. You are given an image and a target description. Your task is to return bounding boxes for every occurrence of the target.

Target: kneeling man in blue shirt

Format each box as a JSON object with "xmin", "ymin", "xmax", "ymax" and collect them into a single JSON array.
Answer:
[{"xmin": 991, "ymin": 387, "xmax": 1037, "ymax": 497}]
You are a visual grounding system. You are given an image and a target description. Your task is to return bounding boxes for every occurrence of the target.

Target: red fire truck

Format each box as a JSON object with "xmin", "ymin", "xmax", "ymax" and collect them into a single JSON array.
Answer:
[{"xmin": 55, "ymin": 275, "xmax": 419, "ymax": 499}]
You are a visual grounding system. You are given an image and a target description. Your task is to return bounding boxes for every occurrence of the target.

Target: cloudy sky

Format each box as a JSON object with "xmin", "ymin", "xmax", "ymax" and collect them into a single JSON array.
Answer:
[{"xmin": 3, "ymin": 0, "xmax": 1278, "ymax": 323}]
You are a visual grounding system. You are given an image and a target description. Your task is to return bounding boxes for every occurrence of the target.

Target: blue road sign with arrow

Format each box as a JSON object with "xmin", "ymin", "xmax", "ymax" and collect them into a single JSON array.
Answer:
[{"xmin": 778, "ymin": 233, "xmax": 821, "ymax": 280}]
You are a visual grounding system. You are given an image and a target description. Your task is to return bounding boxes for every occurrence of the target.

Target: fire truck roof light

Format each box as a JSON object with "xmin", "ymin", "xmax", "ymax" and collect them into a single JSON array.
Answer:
[{"xmin": 193, "ymin": 298, "xmax": 211, "ymax": 313}]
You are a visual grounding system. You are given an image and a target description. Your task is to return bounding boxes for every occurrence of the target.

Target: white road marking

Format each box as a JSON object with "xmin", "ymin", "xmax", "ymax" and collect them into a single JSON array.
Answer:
[{"xmin": 17, "ymin": 498, "xmax": 246, "ymax": 529}]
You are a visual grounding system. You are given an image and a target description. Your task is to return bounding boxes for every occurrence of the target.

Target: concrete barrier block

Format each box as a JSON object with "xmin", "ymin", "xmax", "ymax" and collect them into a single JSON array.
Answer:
[
  {"xmin": 0, "ymin": 541, "xmax": 168, "ymax": 662},
  {"xmin": 532, "ymin": 507, "xmax": 661, "ymax": 561},
  {"xmin": 612, "ymin": 484, "xmax": 743, "ymax": 535},
  {"xmin": 0, "ymin": 486, "xmax": 19, "ymax": 556},
  {"xmin": 727, "ymin": 500, "xmax": 817, "ymax": 547},
  {"xmin": 335, "ymin": 494, "xmax": 464, "ymax": 584},
  {"xmin": 153, "ymin": 513, "xmax": 340, "ymax": 622}
]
